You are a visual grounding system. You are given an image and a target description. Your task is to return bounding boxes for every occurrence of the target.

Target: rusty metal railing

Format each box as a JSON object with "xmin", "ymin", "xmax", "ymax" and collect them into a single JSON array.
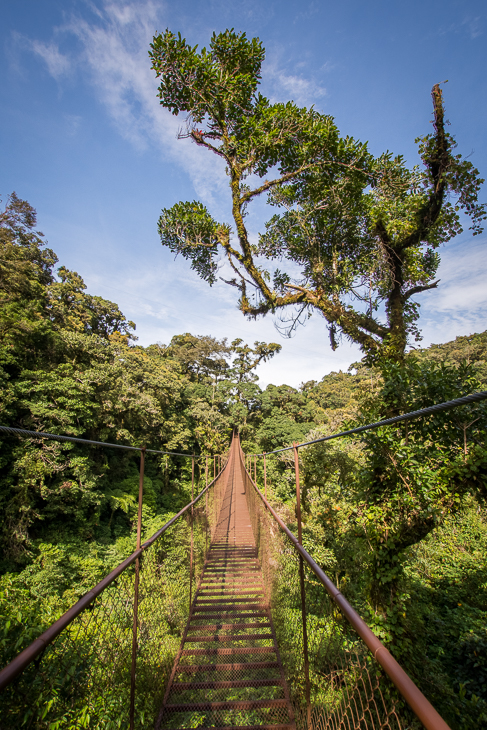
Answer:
[
  {"xmin": 0, "ymin": 426, "xmax": 229, "ymax": 729},
  {"xmin": 2, "ymin": 390, "xmax": 485, "ymax": 728},
  {"xmin": 241, "ymin": 391, "xmax": 487, "ymax": 729},
  {"xmin": 239, "ymin": 440, "xmax": 452, "ymax": 730}
]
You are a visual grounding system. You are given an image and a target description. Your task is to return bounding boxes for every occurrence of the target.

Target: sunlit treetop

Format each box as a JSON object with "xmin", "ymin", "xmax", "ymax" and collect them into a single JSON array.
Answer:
[{"xmin": 150, "ymin": 30, "xmax": 486, "ymax": 364}]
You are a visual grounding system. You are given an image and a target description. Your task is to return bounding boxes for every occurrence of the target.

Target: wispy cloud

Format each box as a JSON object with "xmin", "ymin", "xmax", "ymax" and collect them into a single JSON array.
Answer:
[
  {"xmin": 64, "ymin": 113, "xmax": 82, "ymax": 136},
  {"xmin": 9, "ymin": 31, "xmax": 70, "ymax": 79},
  {"xmin": 418, "ymin": 236, "xmax": 487, "ymax": 344},
  {"xmin": 21, "ymin": 2, "xmax": 332, "ymax": 208},
  {"xmin": 320, "ymin": 61, "xmax": 335, "ymax": 74},
  {"xmin": 437, "ymin": 13, "xmax": 484, "ymax": 40},
  {"xmin": 270, "ymin": 70, "xmax": 327, "ymax": 106},
  {"xmin": 30, "ymin": 39, "xmax": 71, "ymax": 78},
  {"xmin": 462, "ymin": 15, "xmax": 483, "ymax": 39},
  {"xmin": 263, "ymin": 47, "xmax": 328, "ymax": 107},
  {"xmin": 22, "ymin": 1, "xmax": 229, "ymax": 211},
  {"xmin": 430, "ymin": 237, "xmax": 487, "ymax": 312},
  {"xmin": 85, "ymin": 258, "xmax": 363, "ymax": 386},
  {"xmin": 294, "ymin": 2, "xmax": 322, "ymax": 23}
]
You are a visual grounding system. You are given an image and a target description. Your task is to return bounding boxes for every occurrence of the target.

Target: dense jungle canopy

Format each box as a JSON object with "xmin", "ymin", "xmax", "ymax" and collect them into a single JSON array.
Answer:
[{"xmin": 1, "ymin": 190, "xmax": 487, "ymax": 727}]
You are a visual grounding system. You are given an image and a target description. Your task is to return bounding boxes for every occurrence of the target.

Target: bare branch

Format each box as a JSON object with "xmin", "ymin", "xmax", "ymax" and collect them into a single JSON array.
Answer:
[
  {"xmin": 240, "ymin": 165, "xmax": 316, "ymax": 203},
  {"xmin": 403, "ymin": 280, "xmax": 440, "ymax": 301},
  {"xmin": 189, "ymin": 130, "xmax": 229, "ymax": 161}
]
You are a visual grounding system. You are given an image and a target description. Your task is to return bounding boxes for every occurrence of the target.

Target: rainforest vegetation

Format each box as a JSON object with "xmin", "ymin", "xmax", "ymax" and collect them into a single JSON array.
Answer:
[
  {"xmin": 2, "ymin": 26, "xmax": 487, "ymax": 730},
  {"xmin": 1, "ymin": 191, "xmax": 487, "ymax": 728},
  {"xmin": 147, "ymin": 28, "xmax": 487, "ymax": 727}
]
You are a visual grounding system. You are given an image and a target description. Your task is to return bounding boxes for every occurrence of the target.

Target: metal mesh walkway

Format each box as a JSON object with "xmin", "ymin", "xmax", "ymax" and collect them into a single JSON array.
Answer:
[{"xmin": 156, "ymin": 444, "xmax": 295, "ymax": 730}]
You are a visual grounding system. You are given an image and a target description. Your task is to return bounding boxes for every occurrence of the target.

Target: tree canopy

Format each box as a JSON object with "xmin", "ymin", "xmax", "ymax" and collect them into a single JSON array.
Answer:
[{"xmin": 150, "ymin": 29, "xmax": 486, "ymax": 363}]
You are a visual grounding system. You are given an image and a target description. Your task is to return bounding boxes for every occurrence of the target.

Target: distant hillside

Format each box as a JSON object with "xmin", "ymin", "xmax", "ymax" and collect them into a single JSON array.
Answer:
[
  {"xmin": 414, "ymin": 331, "xmax": 487, "ymax": 384},
  {"xmin": 299, "ymin": 330, "xmax": 487, "ymax": 429}
]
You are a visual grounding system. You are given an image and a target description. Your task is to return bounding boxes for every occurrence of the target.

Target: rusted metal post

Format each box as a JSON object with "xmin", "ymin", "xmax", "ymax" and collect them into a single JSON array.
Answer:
[
  {"xmin": 130, "ymin": 446, "xmax": 145, "ymax": 730},
  {"xmin": 189, "ymin": 454, "xmax": 195, "ymax": 611},
  {"xmin": 213, "ymin": 455, "xmax": 217, "ymax": 515},
  {"xmin": 205, "ymin": 456, "xmax": 209, "ymax": 551},
  {"xmin": 263, "ymin": 452, "xmax": 267, "ymax": 500},
  {"xmin": 253, "ymin": 454, "xmax": 256, "ymax": 482},
  {"xmin": 294, "ymin": 442, "xmax": 311, "ymax": 727},
  {"xmin": 212, "ymin": 455, "xmax": 216, "ymax": 532}
]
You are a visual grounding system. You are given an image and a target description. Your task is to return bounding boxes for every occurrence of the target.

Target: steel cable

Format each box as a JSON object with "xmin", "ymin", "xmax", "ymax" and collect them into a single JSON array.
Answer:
[
  {"xmin": 256, "ymin": 390, "xmax": 487, "ymax": 455},
  {"xmin": 2, "ymin": 392, "xmax": 486, "ymax": 458},
  {"xmin": 0, "ymin": 424, "xmax": 196, "ymax": 458}
]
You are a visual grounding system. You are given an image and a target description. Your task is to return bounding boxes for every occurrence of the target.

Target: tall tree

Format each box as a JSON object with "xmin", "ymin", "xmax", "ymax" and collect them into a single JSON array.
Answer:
[
  {"xmin": 229, "ymin": 338, "xmax": 282, "ymax": 387},
  {"xmin": 222, "ymin": 339, "xmax": 282, "ymax": 435},
  {"xmin": 162, "ymin": 333, "xmax": 231, "ymax": 384},
  {"xmin": 150, "ymin": 30, "xmax": 485, "ymax": 364},
  {"xmin": 0, "ymin": 193, "xmax": 58, "ymax": 371}
]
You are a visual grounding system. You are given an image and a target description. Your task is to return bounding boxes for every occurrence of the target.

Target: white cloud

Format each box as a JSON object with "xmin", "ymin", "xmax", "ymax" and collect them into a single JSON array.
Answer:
[
  {"xmin": 64, "ymin": 113, "xmax": 82, "ymax": 136},
  {"xmin": 416, "ymin": 236, "xmax": 487, "ymax": 346},
  {"xmin": 30, "ymin": 39, "xmax": 71, "ymax": 78},
  {"xmin": 25, "ymin": 3, "xmax": 330, "ymax": 210},
  {"xmin": 80, "ymin": 245, "xmax": 363, "ymax": 387},
  {"xmin": 264, "ymin": 57, "xmax": 327, "ymax": 107},
  {"xmin": 26, "ymin": 1, "xmax": 229, "ymax": 212},
  {"xmin": 272, "ymin": 71, "xmax": 326, "ymax": 106},
  {"xmin": 65, "ymin": 1, "xmax": 161, "ymax": 150},
  {"xmin": 429, "ymin": 237, "xmax": 487, "ymax": 312},
  {"xmin": 19, "ymin": 3, "xmax": 487, "ymax": 386},
  {"xmin": 437, "ymin": 14, "xmax": 484, "ymax": 41},
  {"xmin": 462, "ymin": 15, "xmax": 483, "ymax": 40},
  {"xmin": 80, "ymin": 232, "xmax": 487, "ymax": 386},
  {"xmin": 320, "ymin": 61, "xmax": 335, "ymax": 74},
  {"xmin": 260, "ymin": 43, "xmax": 328, "ymax": 108}
]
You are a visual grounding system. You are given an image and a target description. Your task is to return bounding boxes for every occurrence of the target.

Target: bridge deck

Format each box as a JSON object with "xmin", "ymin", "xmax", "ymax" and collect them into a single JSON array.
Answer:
[{"xmin": 156, "ymin": 445, "xmax": 295, "ymax": 730}]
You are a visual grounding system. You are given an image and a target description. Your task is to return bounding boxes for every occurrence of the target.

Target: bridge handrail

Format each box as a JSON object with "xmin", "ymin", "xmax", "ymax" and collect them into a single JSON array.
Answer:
[
  {"xmin": 253, "ymin": 390, "xmax": 487, "ymax": 455},
  {"xmin": 239, "ymin": 444, "xmax": 451, "ymax": 730},
  {"xmin": 0, "ymin": 423, "xmax": 210, "ymax": 457},
  {"xmin": 0, "ymin": 458, "xmax": 229, "ymax": 693}
]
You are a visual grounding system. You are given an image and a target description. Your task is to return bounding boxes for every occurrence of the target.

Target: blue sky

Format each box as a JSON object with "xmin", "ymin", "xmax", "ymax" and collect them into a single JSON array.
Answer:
[{"xmin": 1, "ymin": 0, "xmax": 486, "ymax": 386}]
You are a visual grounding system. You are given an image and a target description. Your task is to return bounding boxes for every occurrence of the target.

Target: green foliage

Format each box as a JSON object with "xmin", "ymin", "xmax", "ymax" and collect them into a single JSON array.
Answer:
[
  {"xmin": 0, "ymin": 194, "xmax": 284, "ymax": 572},
  {"xmin": 256, "ymin": 345, "xmax": 487, "ymax": 729},
  {"xmin": 256, "ymin": 384, "xmax": 314, "ymax": 452},
  {"xmin": 414, "ymin": 331, "xmax": 487, "ymax": 386},
  {"xmin": 150, "ymin": 29, "xmax": 265, "ymax": 124},
  {"xmin": 151, "ymin": 29, "xmax": 485, "ymax": 365},
  {"xmin": 158, "ymin": 201, "xmax": 227, "ymax": 284},
  {"xmin": 403, "ymin": 506, "xmax": 487, "ymax": 727},
  {"xmin": 2, "ymin": 189, "xmax": 487, "ymax": 728}
]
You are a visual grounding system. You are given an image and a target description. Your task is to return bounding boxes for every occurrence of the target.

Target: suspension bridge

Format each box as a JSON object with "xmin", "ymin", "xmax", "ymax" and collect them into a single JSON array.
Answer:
[{"xmin": 1, "ymin": 392, "xmax": 486, "ymax": 729}]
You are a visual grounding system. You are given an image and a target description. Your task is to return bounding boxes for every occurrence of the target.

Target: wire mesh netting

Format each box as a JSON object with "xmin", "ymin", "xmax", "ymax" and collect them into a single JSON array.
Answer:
[
  {"xmin": 2, "ymin": 438, "xmax": 445, "ymax": 730},
  {"xmin": 0, "ymin": 459, "xmax": 229, "ymax": 729},
  {"xmin": 238, "ymin": 447, "xmax": 406, "ymax": 730},
  {"xmin": 156, "ymin": 446, "xmax": 295, "ymax": 730}
]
